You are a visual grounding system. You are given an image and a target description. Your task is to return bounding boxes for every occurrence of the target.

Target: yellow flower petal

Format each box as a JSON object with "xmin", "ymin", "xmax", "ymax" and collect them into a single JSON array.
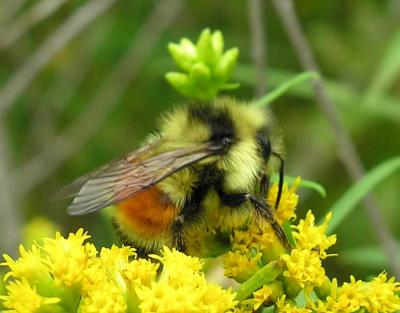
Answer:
[
  {"xmin": 1, "ymin": 244, "xmax": 48, "ymax": 283},
  {"xmin": 281, "ymin": 248, "xmax": 325, "ymax": 288},
  {"xmin": 137, "ymin": 246, "xmax": 237, "ymax": 313},
  {"xmin": 293, "ymin": 211, "xmax": 336, "ymax": 259},
  {"xmin": 123, "ymin": 258, "xmax": 159, "ymax": 288},
  {"xmin": 267, "ymin": 178, "xmax": 300, "ymax": 224},
  {"xmin": 223, "ymin": 250, "xmax": 262, "ymax": 282},
  {"xmin": 41, "ymin": 228, "xmax": 91, "ymax": 287},
  {"xmin": 276, "ymin": 295, "xmax": 312, "ymax": 313},
  {"xmin": 0, "ymin": 278, "xmax": 60, "ymax": 313},
  {"xmin": 80, "ymin": 278, "xmax": 127, "ymax": 313}
]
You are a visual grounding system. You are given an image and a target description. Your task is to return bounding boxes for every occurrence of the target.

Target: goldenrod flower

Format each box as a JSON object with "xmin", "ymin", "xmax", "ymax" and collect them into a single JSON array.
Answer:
[
  {"xmin": 276, "ymin": 296, "xmax": 312, "ymax": 313},
  {"xmin": 314, "ymin": 278, "xmax": 364, "ymax": 313},
  {"xmin": 41, "ymin": 228, "xmax": 90, "ymax": 287},
  {"xmin": 151, "ymin": 246, "xmax": 204, "ymax": 286},
  {"xmin": 0, "ymin": 278, "xmax": 60, "ymax": 313},
  {"xmin": 313, "ymin": 273, "xmax": 400, "ymax": 313},
  {"xmin": 365, "ymin": 272, "xmax": 400, "ymax": 313},
  {"xmin": 253, "ymin": 285, "xmax": 272, "ymax": 310},
  {"xmin": 280, "ymin": 248, "xmax": 325, "ymax": 289},
  {"xmin": 99, "ymin": 245, "xmax": 136, "ymax": 290},
  {"xmin": 80, "ymin": 278, "xmax": 127, "ymax": 313},
  {"xmin": 1, "ymin": 245, "xmax": 48, "ymax": 283},
  {"xmin": 267, "ymin": 177, "xmax": 300, "ymax": 224},
  {"xmin": 123, "ymin": 258, "xmax": 159, "ymax": 288},
  {"xmin": 99, "ymin": 245, "xmax": 136, "ymax": 270},
  {"xmin": 2, "ymin": 207, "xmax": 399, "ymax": 313},
  {"xmin": 253, "ymin": 281, "xmax": 283, "ymax": 310},
  {"xmin": 293, "ymin": 211, "xmax": 336, "ymax": 260},
  {"xmin": 231, "ymin": 224, "xmax": 285, "ymax": 259},
  {"xmin": 137, "ymin": 246, "xmax": 237, "ymax": 313},
  {"xmin": 223, "ymin": 250, "xmax": 262, "ymax": 282},
  {"xmin": 152, "ymin": 246, "xmax": 202, "ymax": 273}
]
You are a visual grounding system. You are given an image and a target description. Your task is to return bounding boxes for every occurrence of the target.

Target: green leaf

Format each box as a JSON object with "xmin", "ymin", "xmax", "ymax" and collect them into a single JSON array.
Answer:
[
  {"xmin": 282, "ymin": 221, "xmax": 296, "ymax": 247},
  {"xmin": 323, "ymin": 156, "xmax": 400, "ymax": 234},
  {"xmin": 234, "ymin": 65, "xmax": 400, "ymax": 122},
  {"xmin": 255, "ymin": 71, "xmax": 319, "ymax": 107},
  {"xmin": 270, "ymin": 174, "xmax": 327, "ymax": 198},
  {"xmin": 235, "ymin": 261, "xmax": 281, "ymax": 301},
  {"xmin": 363, "ymin": 29, "xmax": 400, "ymax": 107},
  {"xmin": 338, "ymin": 245, "xmax": 395, "ymax": 269},
  {"xmin": 260, "ymin": 306, "xmax": 275, "ymax": 313}
]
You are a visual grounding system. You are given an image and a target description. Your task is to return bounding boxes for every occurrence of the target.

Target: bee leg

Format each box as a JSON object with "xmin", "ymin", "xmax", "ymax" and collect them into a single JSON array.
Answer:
[
  {"xmin": 272, "ymin": 152, "xmax": 285, "ymax": 210},
  {"xmin": 248, "ymin": 195, "xmax": 291, "ymax": 251},
  {"xmin": 260, "ymin": 173, "xmax": 269, "ymax": 199},
  {"xmin": 171, "ymin": 215, "xmax": 187, "ymax": 252},
  {"xmin": 112, "ymin": 219, "xmax": 150, "ymax": 257},
  {"xmin": 219, "ymin": 192, "xmax": 249, "ymax": 207}
]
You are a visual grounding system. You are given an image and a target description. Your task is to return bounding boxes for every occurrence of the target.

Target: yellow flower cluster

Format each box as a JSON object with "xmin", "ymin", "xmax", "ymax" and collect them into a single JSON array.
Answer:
[
  {"xmin": 0, "ymin": 230, "xmax": 236, "ymax": 313},
  {"xmin": 223, "ymin": 179, "xmax": 400, "ymax": 312},
  {"xmin": 313, "ymin": 273, "xmax": 400, "ymax": 313},
  {"xmin": 280, "ymin": 211, "xmax": 336, "ymax": 291},
  {"xmin": 223, "ymin": 179, "xmax": 299, "ymax": 282},
  {"xmin": 1, "ymin": 178, "xmax": 400, "ymax": 313},
  {"xmin": 138, "ymin": 247, "xmax": 237, "ymax": 313},
  {"xmin": 267, "ymin": 177, "xmax": 300, "ymax": 224}
]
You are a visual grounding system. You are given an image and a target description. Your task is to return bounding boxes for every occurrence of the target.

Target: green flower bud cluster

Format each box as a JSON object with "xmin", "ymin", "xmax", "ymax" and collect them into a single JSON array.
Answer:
[{"xmin": 165, "ymin": 28, "xmax": 239, "ymax": 100}]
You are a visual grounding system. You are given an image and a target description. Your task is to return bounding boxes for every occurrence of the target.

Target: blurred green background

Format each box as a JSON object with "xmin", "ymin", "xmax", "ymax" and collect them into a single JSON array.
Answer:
[{"xmin": 0, "ymin": 0, "xmax": 399, "ymax": 282}]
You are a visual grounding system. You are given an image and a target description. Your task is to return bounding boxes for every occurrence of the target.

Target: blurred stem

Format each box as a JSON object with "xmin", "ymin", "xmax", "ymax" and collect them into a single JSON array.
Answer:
[
  {"xmin": 0, "ymin": 0, "xmax": 116, "ymax": 115},
  {"xmin": 0, "ymin": 123, "xmax": 21, "ymax": 257},
  {"xmin": 255, "ymin": 71, "xmax": 318, "ymax": 106},
  {"xmin": 0, "ymin": 0, "xmax": 25, "ymax": 27},
  {"xmin": 247, "ymin": 0, "xmax": 267, "ymax": 96},
  {"xmin": 271, "ymin": 0, "xmax": 400, "ymax": 278},
  {"xmin": 14, "ymin": 0, "xmax": 184, "ymax": 195},
  {"xmin": 0, "ymin": 0, "xmax": 66, "ymax": 50}
]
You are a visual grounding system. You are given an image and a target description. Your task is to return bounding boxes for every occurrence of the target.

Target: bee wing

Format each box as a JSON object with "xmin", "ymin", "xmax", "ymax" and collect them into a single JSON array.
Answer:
[
  {"xmin": 56, "ymin": 138, "xmax": 162, "ymax": 200},
  {"xmin": 65, "ymin": 141, "xmax": 222, "ymax": 215}
]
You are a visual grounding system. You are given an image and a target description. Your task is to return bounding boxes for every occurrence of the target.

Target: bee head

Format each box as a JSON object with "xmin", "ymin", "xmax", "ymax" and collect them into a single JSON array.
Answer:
[{"xmin": 160, "ymin": 97, "xmax": 281, "ymax": 165}]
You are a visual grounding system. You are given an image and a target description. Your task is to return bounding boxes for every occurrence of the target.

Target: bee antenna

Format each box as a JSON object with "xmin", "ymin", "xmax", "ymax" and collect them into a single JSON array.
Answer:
[{"xmin": 272, "ymin": 152, "xmax": 284, "ymax": 210}]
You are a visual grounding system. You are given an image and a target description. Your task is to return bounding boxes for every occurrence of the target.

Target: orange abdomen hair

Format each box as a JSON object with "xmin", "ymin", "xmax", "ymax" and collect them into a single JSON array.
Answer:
[{"xmin": 116, "ymin": 186, "xmax": 179, "ymax": 238}]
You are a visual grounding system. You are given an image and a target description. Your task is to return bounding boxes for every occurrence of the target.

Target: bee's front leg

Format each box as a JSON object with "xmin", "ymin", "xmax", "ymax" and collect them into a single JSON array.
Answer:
[
  {"xmin": 248, "ymin": 195, "xmax": 291, "ymax": 251},
  {"xmin": 260, "ymin": 173, "xmax": 270, "ymax": 199}
]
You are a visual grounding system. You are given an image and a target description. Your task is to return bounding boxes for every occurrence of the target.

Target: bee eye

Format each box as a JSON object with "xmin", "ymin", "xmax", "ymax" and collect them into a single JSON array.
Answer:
[{"xmin": 256, "ymin": 132, "xmax": 271, "ymax": 160}]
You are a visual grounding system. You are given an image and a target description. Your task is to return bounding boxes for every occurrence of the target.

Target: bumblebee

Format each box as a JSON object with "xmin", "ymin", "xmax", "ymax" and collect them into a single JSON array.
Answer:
[{"xmin": 63, "ymin": 97, "xmax": 289, "ymax": 256}]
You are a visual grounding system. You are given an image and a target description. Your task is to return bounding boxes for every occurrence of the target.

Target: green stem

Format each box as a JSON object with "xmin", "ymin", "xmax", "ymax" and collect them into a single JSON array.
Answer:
[
  {"xmin": 255, "ymin": 71, "xmax": 318, "ymax": 106},
  {"xmin": 235, "ymin": 261, "xmax": 281, "ymax": 301}
]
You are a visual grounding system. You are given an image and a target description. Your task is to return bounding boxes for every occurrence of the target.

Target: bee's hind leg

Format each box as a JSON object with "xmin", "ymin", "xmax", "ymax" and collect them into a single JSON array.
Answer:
[{"xmin": 171, "ymin": 215, "xmax": 187, "ymax": 252}]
